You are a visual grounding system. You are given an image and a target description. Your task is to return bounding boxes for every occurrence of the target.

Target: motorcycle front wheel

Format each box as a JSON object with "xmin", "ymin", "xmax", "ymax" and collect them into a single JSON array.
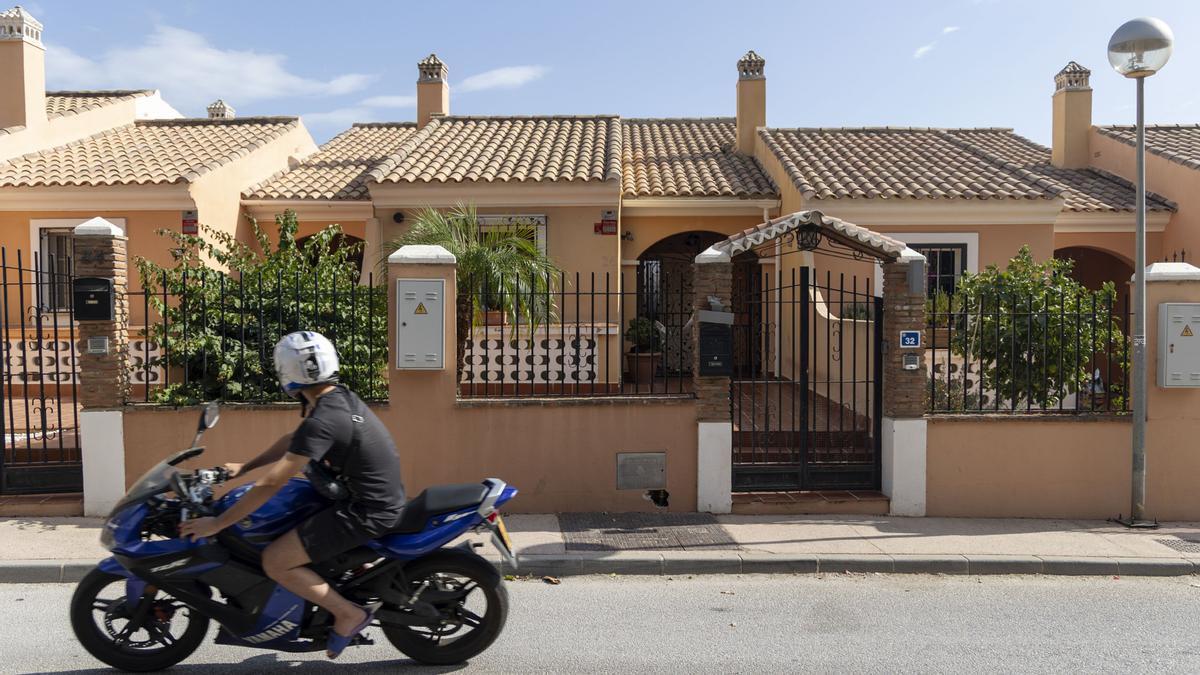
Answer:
[
  {"xmin": 382, "ymin": 552, "xmax": 509, "ymax": 665},
  {"xmin": 69, "ymin": 568, "xmax": 209, "ymax": 672}
]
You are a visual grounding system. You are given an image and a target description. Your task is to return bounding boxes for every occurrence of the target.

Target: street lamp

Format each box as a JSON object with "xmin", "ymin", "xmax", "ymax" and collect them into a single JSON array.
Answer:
[{"xmin": 1108, "ymin": 17, "xmax": 1173, "ymax": 528}]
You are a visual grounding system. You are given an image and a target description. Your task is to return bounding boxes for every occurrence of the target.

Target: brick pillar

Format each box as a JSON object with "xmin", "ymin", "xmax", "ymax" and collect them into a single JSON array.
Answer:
[
  {"xmin": 72, "ymin": 217, "xmax": 129, "ymax": 515},
  {"xmin": 881, "ymin": 258, "xmax": 926, "ymax": 418},
  {"xmin": 880, "ymin": 250, "xmax": 928, "ymax": 516},
  {"xmin": 693, "ymin": 246, "xmax": 732, "ymax": 513}
]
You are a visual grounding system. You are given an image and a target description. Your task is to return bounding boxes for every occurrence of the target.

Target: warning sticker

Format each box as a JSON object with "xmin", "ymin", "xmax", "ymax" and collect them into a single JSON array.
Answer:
[
  {"xmin": 414, "ymin": 302, "xmax": 428, "ymax": 315},
  {"xmin": 1183, "ymin": 325, "xmax": 1194, "ymax": 337}
]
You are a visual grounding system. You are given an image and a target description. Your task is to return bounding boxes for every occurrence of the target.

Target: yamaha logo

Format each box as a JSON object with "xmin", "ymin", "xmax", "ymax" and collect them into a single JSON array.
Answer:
[{"xmin": 244, "ymin": 619, "xmax": 299, "ymax": 644}]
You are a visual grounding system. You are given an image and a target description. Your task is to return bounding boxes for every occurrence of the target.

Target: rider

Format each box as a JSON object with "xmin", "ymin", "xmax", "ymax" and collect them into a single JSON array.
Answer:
[{"xmin": 180, "ymin": 331, "xmax": 406, "ymax": 658}]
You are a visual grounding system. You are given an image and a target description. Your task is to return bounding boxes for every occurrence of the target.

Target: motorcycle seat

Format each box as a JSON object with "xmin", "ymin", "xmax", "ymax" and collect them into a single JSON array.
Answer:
[{"xmin": 392, "ymin": 482, "xmax": 490, "ymax": 534}]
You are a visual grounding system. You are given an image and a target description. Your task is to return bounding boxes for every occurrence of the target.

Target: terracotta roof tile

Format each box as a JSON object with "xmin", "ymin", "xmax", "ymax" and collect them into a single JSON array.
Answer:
[
  {"xmin": 943, "ymin": 129, "xmax": 1174, "ymax": 212},
  {"xmin": 0, "ymin": 117, "xmax": 300, "ymax": 187},
  {"xmin": 621, "ymin": 118, "xmax": 776, "ymax": 198},
  {"xmin": 760, "ymin": 127, "xmax": 1061, "ymax": 203},
  {"xmin": 368, "ymin": 116, "xmax": 622, "ymax": 184},
  {"xmin": 44, "ymin": 90, "xmax": 153, "ymax": 118},
  {"xmin": 246, "ymin": 123, "xmax": 418, "ymax": 200},
  {"xmin": 1097, "ymin": 124, "xmax": 1200, "ymax": 171}
]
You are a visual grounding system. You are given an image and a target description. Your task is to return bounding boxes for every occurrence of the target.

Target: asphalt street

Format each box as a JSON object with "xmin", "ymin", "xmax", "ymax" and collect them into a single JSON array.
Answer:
[{"xmin": 3, "ymin": 574, "xmax": 1199, "ymax": 673}]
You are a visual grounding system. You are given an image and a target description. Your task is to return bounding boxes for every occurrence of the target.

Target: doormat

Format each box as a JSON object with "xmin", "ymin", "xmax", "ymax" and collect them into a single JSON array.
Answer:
[{"xmin": 558, "ymin": 512, "xmax": 737, "ymax": 552}]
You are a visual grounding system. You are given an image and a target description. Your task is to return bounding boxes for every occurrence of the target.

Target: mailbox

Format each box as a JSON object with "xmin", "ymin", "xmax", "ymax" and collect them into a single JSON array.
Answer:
[
  {"xmin": 395, "ymin": 278, "xmax": 445, "ymax": 369},
  {"xmin": 73, "ymin": 277, "xmax": 114, "ymax": 321},
  {"xmin": 697, "ymin": 309, "xmax": 734, "ymax": 377}
]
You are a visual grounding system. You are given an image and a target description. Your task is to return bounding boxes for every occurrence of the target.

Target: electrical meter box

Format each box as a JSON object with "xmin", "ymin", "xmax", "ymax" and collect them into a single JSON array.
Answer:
[
  {"xmin": 395, "ymin": 279, "xmax": 445, "ymax": 370},
  {"xmin": 1158, "ymin": 302, "xmax": 1200, "ymax": 387}
]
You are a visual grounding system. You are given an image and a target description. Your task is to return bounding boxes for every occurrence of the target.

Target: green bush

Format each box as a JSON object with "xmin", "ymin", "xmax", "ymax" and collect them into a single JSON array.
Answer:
[
  {"xmin": 946, "ymin": 246, "xmax": 1127, "ymax": 410},
  {"xmin": 135, "ymin": 210, "xmax": 387, "ymax": 404}
]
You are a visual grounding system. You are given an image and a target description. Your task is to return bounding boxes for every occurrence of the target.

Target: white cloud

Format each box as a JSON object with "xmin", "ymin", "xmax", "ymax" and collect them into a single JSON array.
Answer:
[
  {"xmin": 943, "ymin": 26, "xmax": 960, "ymax": 34},
  {"xmin": 45, "ymin": 26, "xmax": 373, "ymax": 113},
  {"xmin": 301, "ymin": 107, "xmax": 374, "ymax": 128},
  {"xmin": 913, "ymin": 43, "xmax": 936, "ymax": 59},
  {"xmin": 457, "ymin": 65, "xmax": 547, "ymax": 93},
  {"xmin": 360, "ymin": 95, "xmax": 417, "ymax": 108}
]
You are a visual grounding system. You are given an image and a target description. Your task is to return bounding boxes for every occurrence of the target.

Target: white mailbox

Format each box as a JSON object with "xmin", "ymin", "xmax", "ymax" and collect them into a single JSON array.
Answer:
[
  {"xmin": 395, "ymin": 278, "xmax": 445, "ymax": 370},
  {"xmin": 1158, "ymin": 302, "xmax": 1200, "ymax": 387}
]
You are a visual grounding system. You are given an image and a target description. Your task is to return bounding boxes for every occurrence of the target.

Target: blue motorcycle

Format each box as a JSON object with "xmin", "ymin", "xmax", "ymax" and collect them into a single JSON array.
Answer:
[{"xmin": 70, "ymin": 403, "xmax": 518, "ymax": 671}]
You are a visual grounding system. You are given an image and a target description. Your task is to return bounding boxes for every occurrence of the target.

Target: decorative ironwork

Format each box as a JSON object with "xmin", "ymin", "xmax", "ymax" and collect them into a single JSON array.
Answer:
[
  {"xmin": 797, "ymin": 224, "xmax": 822, "ymax": 251},
  {"xmin": 730, "ymin": 264, "xmax": 882, "ymax": 492}
]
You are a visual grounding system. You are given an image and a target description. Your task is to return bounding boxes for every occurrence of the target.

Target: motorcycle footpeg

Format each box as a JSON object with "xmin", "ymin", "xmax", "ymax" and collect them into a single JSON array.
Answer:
[{"xmin": 352, "ymin": 632, "xmax": 374, "ymax": 646}]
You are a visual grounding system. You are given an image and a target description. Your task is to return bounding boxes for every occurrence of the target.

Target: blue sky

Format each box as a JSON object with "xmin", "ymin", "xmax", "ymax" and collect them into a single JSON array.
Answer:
[{"xmin": 24, "ymin": 0, "xmax": 1200, "ymax": 145}]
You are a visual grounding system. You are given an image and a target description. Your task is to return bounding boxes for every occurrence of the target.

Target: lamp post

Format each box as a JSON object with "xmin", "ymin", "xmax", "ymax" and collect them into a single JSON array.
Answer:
[{"xmin": 1107, "ymin": 17, "xmax": 1173, "ymax": 527}]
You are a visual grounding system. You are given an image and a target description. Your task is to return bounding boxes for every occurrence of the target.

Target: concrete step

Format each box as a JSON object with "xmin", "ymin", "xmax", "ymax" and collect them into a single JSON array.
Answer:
[
  {"xmin": 732, "ymin": 490, "xmax": 889, "ymax": 516},
  {"xmin": 0, "ymin": 493, "xmax": 83, "ymax": 517}
]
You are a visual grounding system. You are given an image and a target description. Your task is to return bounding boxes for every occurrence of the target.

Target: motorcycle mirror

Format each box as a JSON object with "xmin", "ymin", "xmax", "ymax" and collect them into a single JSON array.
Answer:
[
  {"xmin": 192, "ymin": 402, "xmax": 220, "ymax": 448},
  {"xmin": 200, "ymin": 402, "xmax": 220, "ymax": 430}
]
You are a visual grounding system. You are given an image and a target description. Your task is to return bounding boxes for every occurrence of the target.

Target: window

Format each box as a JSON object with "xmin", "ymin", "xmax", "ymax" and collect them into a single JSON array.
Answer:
[
  {"xmin": 477, "ymin": 214, "xmax": 547, "ymax": 255},
  {"xmin": 911, "ymin": 243, "xmax": 967, "ymax": 297},
  {"xmin": 38, "ymin": 229, "xmax": 74, "ymax": 312}
]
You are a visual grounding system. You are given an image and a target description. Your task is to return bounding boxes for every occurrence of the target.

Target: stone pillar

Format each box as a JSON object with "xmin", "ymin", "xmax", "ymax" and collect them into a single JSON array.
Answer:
[
  {"xmin": 72, "ymin": 217, "xmax": 129, "ymax": 516},
  {"xmin": 880, "ymin": 250, "xmax": 928, "ymax": 516},
  {"xmin": 693, "ymin": 246, "xmax": 733, "ymax": 513}
]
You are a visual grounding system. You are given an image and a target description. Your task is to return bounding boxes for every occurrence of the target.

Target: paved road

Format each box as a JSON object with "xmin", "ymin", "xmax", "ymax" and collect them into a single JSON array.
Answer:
[{"xmin": 5, "ymin": 574, "xmax": 1200, "ymax": 673}]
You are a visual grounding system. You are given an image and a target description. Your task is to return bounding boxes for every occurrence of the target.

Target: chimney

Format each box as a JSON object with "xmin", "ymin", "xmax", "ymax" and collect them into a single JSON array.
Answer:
[
  {"xmin": 0, "ymin": 6, "xmax": 45, "ymax": 130},
  {"xmin": 416, "ymin": 53, "xmax": 449, "ymax": 128},
  {"xmin": 1051, "ymin": 61, "xmax": 1092, "ymax": 169},
  {"xmin": 735, "ymin": 50, "xmax": 766, "ymax": 155},
  {"xmin": 206, "ymin": 99, "xmax": 235, "ymax": 119}
]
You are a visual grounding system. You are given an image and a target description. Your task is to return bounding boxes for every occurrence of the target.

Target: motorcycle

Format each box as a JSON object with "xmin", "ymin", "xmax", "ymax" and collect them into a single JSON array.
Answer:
[{"xmin": 70, "ymin": 402, "xmax": 518, "ymax": 671}]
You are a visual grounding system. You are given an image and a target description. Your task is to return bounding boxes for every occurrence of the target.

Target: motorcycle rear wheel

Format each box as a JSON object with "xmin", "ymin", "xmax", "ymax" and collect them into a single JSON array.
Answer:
[
  {"xmin": 70, "ymin": 568, "xmax": 209, "ymax": 672},
  {"xmin": 382, "ymin": 552, "xmax": 509, "ymax": 665}
]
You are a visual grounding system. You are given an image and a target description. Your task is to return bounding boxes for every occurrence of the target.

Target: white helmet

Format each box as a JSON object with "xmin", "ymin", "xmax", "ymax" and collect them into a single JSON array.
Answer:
[{"xmin": 273, "ymin": 331, "xmax": 340, "ymax": 398}]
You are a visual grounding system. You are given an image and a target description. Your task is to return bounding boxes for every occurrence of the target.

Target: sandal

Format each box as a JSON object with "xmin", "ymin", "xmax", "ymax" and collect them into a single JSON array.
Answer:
[{"xmin": 326, "ymin": 604, "xmax": 376, "ymax": 659}]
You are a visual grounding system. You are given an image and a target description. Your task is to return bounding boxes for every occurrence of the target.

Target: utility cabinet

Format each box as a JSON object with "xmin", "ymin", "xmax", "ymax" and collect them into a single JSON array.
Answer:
[
  {"xmin": 395, "ymin": 279, "xmax": 445, "ymax": 370},
  {"xmin": 1158, "ymin": 302, "xmax": 1200, "ymax": 387}
]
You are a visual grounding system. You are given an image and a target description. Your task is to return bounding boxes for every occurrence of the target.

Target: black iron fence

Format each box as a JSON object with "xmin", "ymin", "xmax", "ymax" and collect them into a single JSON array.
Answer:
[
  {"xmin": 0, "ymin": 248, "xmax": 82, "ymax": 494},
  {"xmin": 131, "ymin": 269, "xmax": 388, "ymax": 404},
  {"xmin": 459, "ymin": 267, "xmax": 691, "ymax": 398},
  {"xmin": 926, "ymin": 291, "xmax": 1130, "ymax": 414}
]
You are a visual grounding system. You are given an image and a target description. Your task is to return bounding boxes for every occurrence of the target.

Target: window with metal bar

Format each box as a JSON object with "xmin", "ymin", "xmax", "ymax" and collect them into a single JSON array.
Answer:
[
  {"xmin": 910, "ymin": 243, "xmax": 967, "ymax": 297},
  {"xmin": 37, "ymin": 229, "xmax": 73, "ymax": 312}
]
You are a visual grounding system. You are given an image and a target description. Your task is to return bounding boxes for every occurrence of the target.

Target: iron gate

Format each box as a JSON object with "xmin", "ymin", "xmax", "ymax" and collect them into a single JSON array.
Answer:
[
  {"xmin": 731, "ymin": 263, "xmax": 882, "ymax": 491},
  {"xmin": 0, "ymin": 247, "xmax": 82, "ymax": 494}
]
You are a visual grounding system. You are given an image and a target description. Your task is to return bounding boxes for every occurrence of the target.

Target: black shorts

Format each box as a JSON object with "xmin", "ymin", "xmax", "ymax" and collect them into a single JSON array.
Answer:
[{"xmin": 297, "ymin": 503, "xmax": 401, "ymax": 563}]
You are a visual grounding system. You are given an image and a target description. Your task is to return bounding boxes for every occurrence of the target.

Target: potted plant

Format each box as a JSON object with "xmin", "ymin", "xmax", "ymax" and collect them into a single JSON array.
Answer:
[{"xmin": 626, "ymin": 317, "xmax": 663, "ymax": 383}]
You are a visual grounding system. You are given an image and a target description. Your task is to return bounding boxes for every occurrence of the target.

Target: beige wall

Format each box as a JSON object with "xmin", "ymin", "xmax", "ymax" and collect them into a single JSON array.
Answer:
[
  {"xmin": 0, "ymin": 208, "xmax": 185, "ymax": 326},
  {"xmin": 188, "ymin": 124, "xmax": 317, "ymax": 248},
  {"xmin": 926, "ymin": 417, "xmax": 1131, "ymax": 518},
  {"xmin": 1090, "ymin": 130, "xmax": 1198, "ymax": 261}
]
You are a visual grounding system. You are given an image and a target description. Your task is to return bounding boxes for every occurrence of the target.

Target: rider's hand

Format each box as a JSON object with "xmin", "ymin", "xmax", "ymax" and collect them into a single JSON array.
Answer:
[
  {"xmin": 224, "ymin": 462, "xmax": 244, "ymax": 478},
  {"xmin": 179, "ymin": 517, "xmax": 222, "ymax": 541}
]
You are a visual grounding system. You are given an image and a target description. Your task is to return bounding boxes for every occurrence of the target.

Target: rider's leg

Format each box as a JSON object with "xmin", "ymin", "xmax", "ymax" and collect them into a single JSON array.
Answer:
[{"xmin": 262, "ymin": 529, "xmax": 366, "ymax": 640}]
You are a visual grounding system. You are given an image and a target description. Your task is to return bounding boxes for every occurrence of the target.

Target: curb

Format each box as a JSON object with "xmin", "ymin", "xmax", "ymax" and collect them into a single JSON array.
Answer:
[{"xmin": 4, "ymin": 554, "xmax": 1195, "ymax": 583}]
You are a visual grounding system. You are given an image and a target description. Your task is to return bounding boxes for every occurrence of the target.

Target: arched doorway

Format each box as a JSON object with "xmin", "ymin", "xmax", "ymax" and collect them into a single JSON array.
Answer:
[
  {"xmin": 637, "ymin": 231, "xmax": 759, "ymax": 376},
  {"xmin": 1054, "ymin": 246, "xmax": 1133, "ymax": 318}
]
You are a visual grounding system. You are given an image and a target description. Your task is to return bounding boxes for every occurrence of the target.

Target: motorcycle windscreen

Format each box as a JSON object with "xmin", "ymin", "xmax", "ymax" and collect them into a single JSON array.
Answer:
[{"xmin": 107, "ymin": 447, "xmax": 202, "ymax": 517}]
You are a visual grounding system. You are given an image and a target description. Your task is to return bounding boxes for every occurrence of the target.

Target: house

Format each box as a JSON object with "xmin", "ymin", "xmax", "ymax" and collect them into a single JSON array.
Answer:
[{"xmin": 0, "ymin": 5, "xmax": 318, "ymax": 319}]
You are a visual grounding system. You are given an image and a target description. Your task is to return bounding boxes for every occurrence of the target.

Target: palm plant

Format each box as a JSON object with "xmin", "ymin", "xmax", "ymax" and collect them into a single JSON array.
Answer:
[{"xmin": 385, "ymin": 204, "xmax": 560, "ymax": 384}]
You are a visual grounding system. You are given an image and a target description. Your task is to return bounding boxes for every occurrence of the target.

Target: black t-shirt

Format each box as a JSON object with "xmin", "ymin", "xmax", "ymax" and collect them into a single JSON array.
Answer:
[{"xmin": 289, "ymin": 387, "xmax": 406, "ymax": 514}]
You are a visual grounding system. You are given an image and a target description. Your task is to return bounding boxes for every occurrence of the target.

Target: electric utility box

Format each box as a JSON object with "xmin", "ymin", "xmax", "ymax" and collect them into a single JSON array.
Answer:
[
  {"xmin": 1158, "ymin": 302, "xmax": 1200, "ymax": 387},
  {"xmin": 395, "ymin": 278, "xmax": 445, "ymax": 370}
]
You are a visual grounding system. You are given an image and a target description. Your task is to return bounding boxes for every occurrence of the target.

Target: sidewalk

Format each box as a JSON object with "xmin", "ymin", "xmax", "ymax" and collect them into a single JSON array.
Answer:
[{"xmin": 3, "ymin": 514, "xmax": 1199, "ymax": 582}]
